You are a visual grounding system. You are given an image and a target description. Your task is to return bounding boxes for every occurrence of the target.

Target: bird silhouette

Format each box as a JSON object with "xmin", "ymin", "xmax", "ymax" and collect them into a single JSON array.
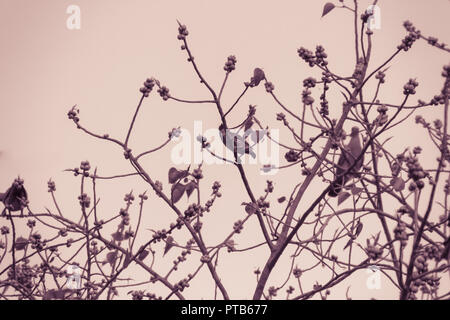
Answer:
[
  {"xmin": 441, "ymin": 237, "xmax": 450, "ymax": 260},
  {"xmin": 249, "ymin": 68, "xmax": 265, "ymax": 87},
  {"xmin": 219, "ymin": 124, "xmax": 256, "ymax": 159},
  {"xmin": 329, "ymin": 127, "xmax": 364, "ymax": 197},
  {"xmin": 1, "ymin": 178, "xmax": 28, "ymax": 215}
]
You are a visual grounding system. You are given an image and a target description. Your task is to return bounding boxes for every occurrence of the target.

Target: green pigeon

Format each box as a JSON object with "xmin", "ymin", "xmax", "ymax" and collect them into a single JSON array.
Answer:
[{"xmin": 329, "ymin": 127, "xmax": 364, "ymax": 197}]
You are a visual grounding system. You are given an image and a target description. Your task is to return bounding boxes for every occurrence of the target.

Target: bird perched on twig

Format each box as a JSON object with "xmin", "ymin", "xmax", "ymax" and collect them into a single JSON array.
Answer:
[
  {"xmin": 441, "ymin": 237, "xmax": 450, "ymax": 261},
  {"xmin": 219, "ymin": 124, "xmax": 256, "ymax": 159},
  {"xmin": 1, "ymin": 177, "xmax": 28, "ymax": 215},
  {"xmin": 328, "ymin": 127, "xmax": 364, "ymax": 197},
  {"xmin": 249, "ymin": 68, "xmax": 265, "ymax": 87}
]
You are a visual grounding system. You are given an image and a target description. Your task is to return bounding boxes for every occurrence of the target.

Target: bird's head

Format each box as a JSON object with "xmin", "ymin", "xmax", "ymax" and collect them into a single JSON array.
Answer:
[{"xmin": 350, "ymin": 127, "xmax": 359, "ymax": 137}]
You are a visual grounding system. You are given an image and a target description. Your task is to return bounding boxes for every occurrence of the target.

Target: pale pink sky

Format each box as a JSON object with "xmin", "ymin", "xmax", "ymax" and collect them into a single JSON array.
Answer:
[{"xmin": 0, "ymin": 0, "xmax": 449, "ymax": 299}]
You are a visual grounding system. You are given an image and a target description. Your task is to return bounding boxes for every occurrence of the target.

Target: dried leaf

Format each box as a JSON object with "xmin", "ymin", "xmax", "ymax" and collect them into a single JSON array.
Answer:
[
  {"xmin": 14, "ymin": 236, "xmax": 28, "ymax": 251},
  {"xmin": 164, "ymin": 236, "xmax": 174, "ymax": 256},
  {"xmin": 138, "ymin": 249, "xmax": 150, "ymax": 261},
  {"xmin": 277, "ymin": 196, "xmax": 286, "ymax": 203},
  {"xmin": 322, "ymin": 2, "xmax": 335, "ymax": 17},
  {"xmin": 343, "ymin": 239, "xmax": 352, "ymax": 250},
  {"xmin": 123, "ymin": 252, "xmax": 132, "ymax": 268},
  {"xmin": 244, "ymin": 203, "xmax": 257, "ymax": 214},
  {"xmin": 106, "ymin": 251, "xmax": 118, "ymax": 266},
  {"xmin": 355, "ymin": 221, "xmax": 363, "ymax": 237},
  {"xmin": 337, "ymin": 191, "xmax": 351, "ymax": 205},
  {"xmin": 390, "ymin": 177, "xmax": 405, "ymax": 192},
  {"xmin": 351, "ymin": 186, "xmax": 363, "ymax": 195},
  {"xmin": 244, "ymin": 119, "xmax": 254, "ymax": 132},
  {"xmin": 185, "ymin": 181, "xmax": 196, "ymax": 198},
  {"xmin": 168, "ymin": 167, "xmax": 179, "ymax": 183},
  {"xmin": 168, "ymin": 167, "xmax": 189, "ymax": 184},
  {"xmin": 111, "ymin": 231, "xmax": 123, "ymax": 242},
  {"xmin": 171, "ymin": 183, "xmax": 186, "ymax": 204}
]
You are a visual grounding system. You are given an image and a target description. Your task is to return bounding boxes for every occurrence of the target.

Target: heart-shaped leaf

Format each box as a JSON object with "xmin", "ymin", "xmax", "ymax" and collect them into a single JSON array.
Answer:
[
  {"xmin": 185, "ymin": 181, "xmax": 196, "ymax": 198},
  {"xmin": 322, "ymin": 2, "xmax": 336, "ymax": 17},
  {"xmin": 168, "ymin": 167, "xmax": 179, "ymax": 183},
  {"xmin": 351, "ymin": 186, "xmax": 363, "ymax": 195},
  {"xmin": 164, "ymin": 236, "xmax": 174, "ymax": 256},
  {"xmin": 171, "ymin": 183, "xmax": 186, "ymax": 204},
  {"xmin": 168, "ymin": 167, "xmax": 189, "ymax": 184}
]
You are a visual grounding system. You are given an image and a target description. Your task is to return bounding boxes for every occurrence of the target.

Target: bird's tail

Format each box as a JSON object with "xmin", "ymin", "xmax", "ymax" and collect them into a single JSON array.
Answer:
[{"xmin": 328, "ymin": 176, "xmax": 345, "ymax": 197}]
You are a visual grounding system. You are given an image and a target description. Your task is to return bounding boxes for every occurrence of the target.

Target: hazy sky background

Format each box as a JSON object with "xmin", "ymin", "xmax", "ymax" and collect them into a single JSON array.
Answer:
[{"xmin": 0, "ymin": 0, "xmax": 449, "ymax": 299}]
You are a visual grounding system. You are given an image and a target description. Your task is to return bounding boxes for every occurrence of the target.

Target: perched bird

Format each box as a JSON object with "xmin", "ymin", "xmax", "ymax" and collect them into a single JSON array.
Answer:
[
  {"xmin": 441, "ymin": 237, "xmax": 450, "ymax": 261},
  {"xmin": 329, "ymin": 127, "xmax": 364, "ymax": 197},
  {"xmin": 1, "ymin": 178, "xmax": 28, "ymax": 215},
  {"xmin": 219, "ymin": 124, "xmax": 256, "ymax": 159},
  {"xmin": 249, "ymin": 68, "xmax": 265, "ymax": 87}
]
